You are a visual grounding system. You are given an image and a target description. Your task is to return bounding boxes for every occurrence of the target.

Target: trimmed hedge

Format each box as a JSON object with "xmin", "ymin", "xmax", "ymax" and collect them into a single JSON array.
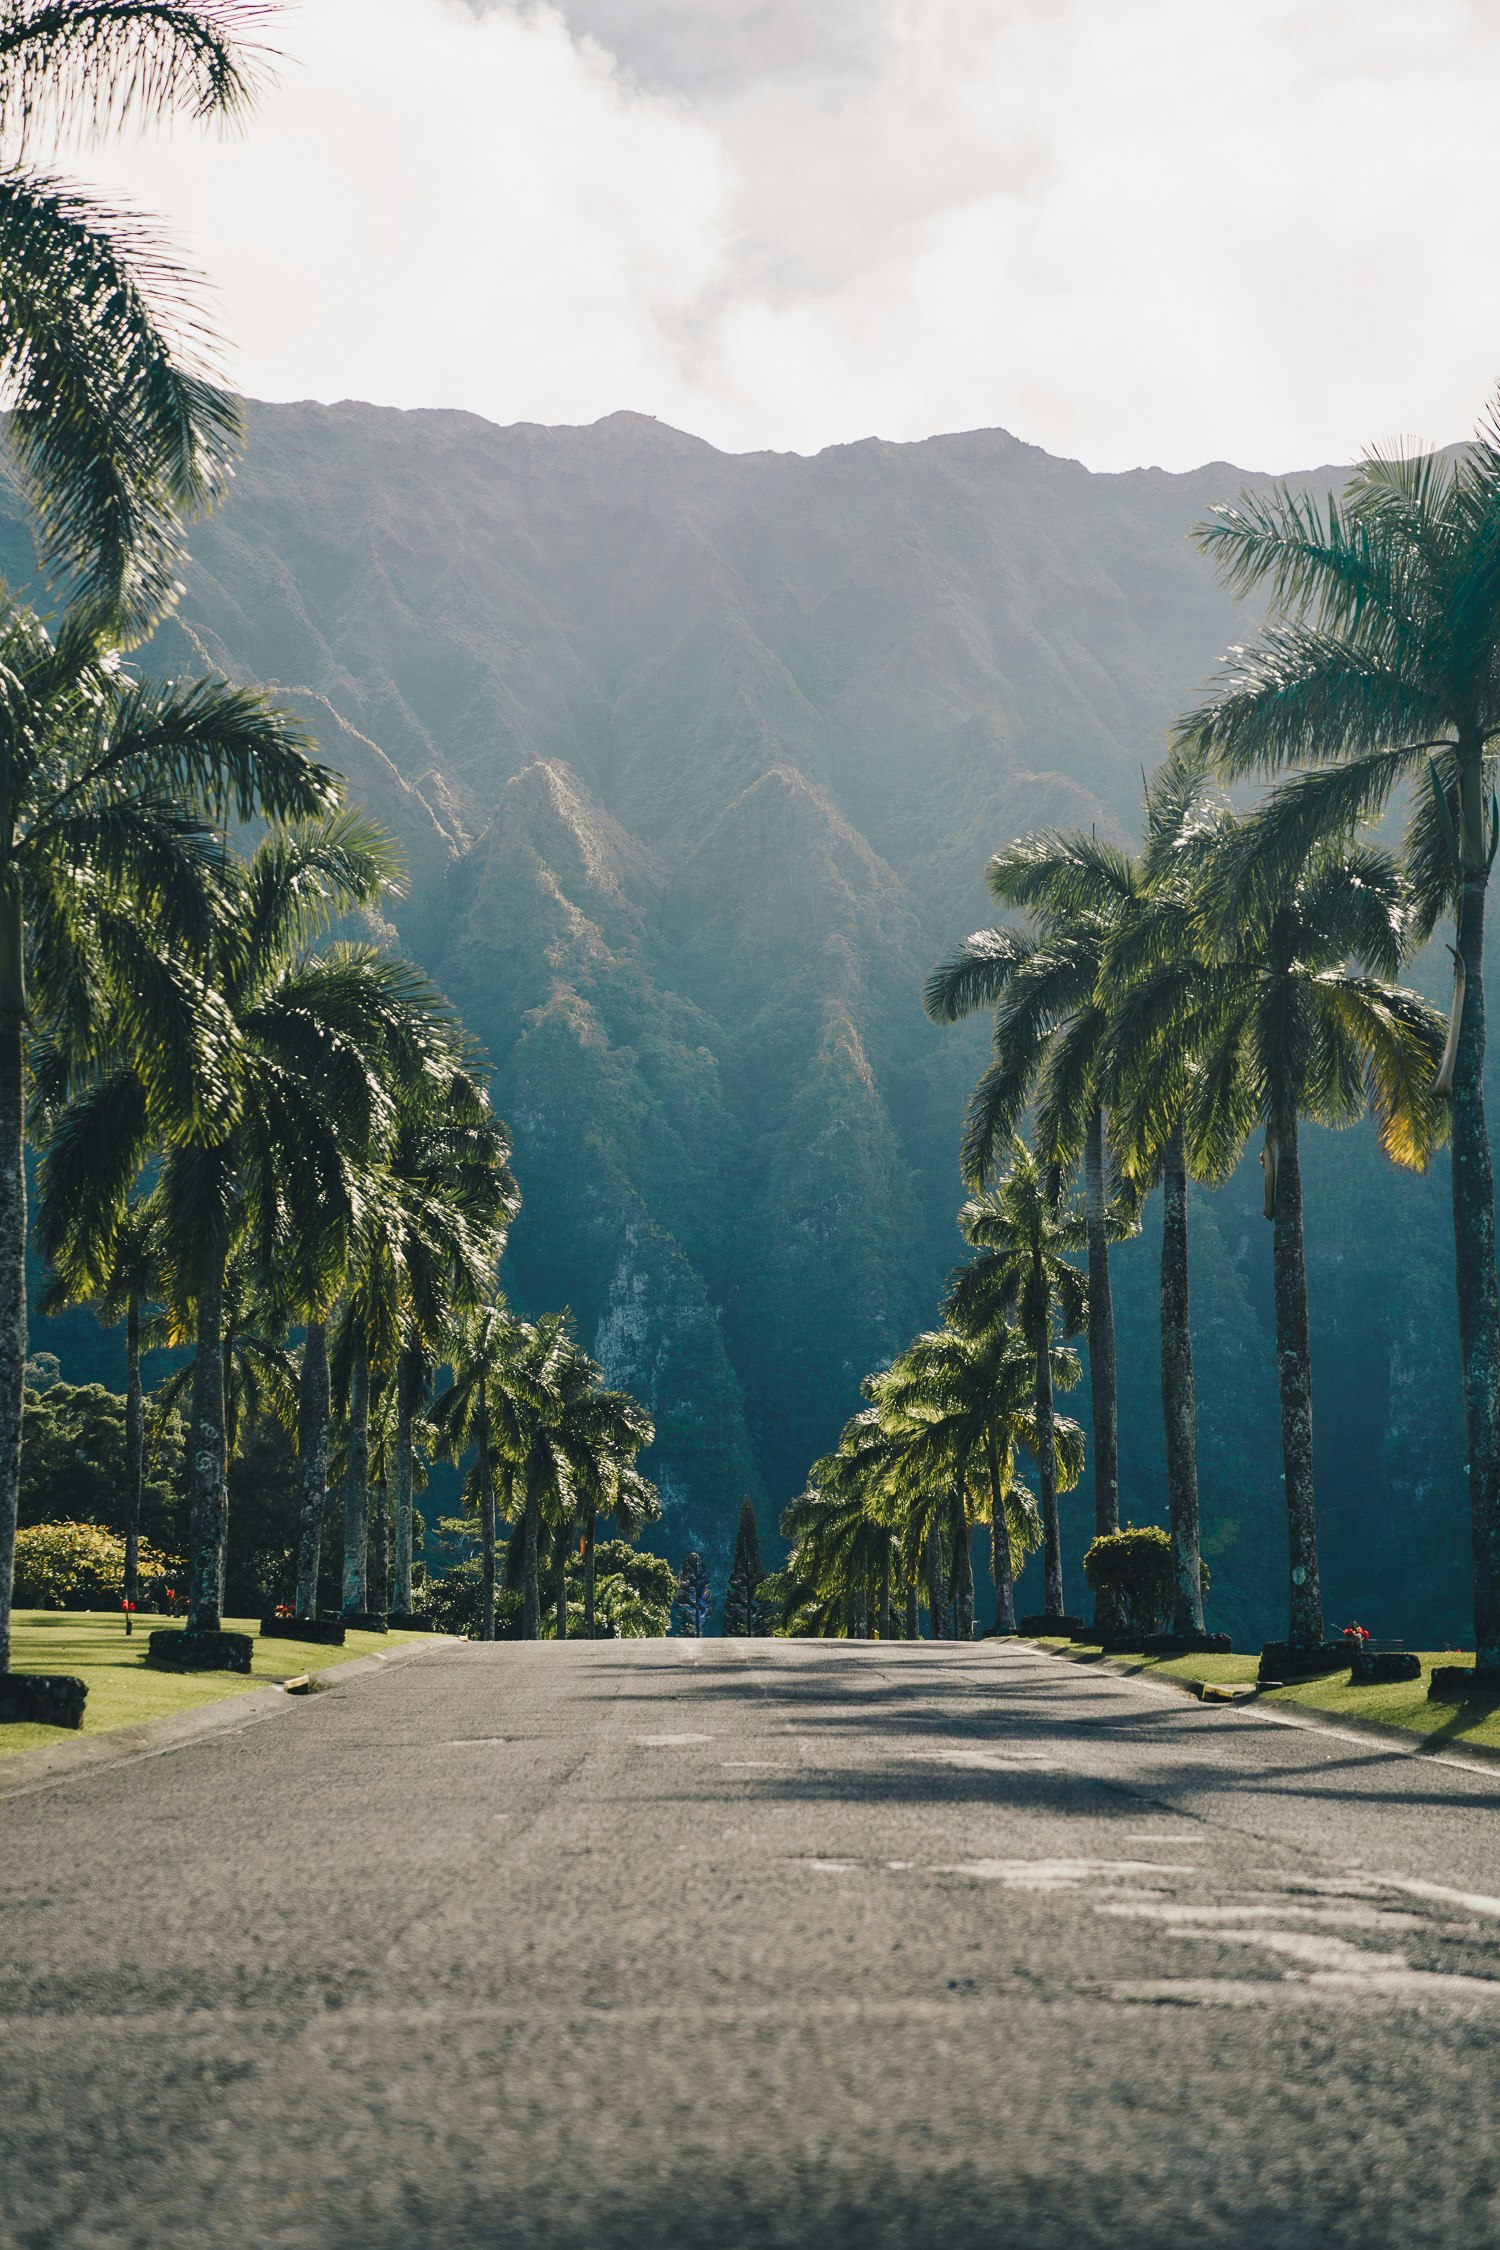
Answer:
[{"xmin": 260, "ymin": 1616, "xmax": 346, "ymax": 1645}]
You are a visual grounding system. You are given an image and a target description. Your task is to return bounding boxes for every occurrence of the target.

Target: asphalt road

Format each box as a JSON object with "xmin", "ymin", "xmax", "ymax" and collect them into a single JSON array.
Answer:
[{"xmin": 6, "ymin": 1636, "xmax": 1500, "ymax": 2250}]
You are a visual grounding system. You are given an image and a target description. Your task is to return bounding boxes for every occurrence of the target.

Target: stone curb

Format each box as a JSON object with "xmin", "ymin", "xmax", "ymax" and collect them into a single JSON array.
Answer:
[
  {"xmin": 0, "ymin": 1634, "xmax": 463, "ymax": 1805},
  {"xmin": 1023, "ymin": 1639, "xmax": 1500, "ymax": 1775}
]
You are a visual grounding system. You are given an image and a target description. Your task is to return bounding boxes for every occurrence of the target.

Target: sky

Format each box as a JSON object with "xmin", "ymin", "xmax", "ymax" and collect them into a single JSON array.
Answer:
[{"xmin": 67, "ymin": 0, "xmax": 1500, "ymax": 472}]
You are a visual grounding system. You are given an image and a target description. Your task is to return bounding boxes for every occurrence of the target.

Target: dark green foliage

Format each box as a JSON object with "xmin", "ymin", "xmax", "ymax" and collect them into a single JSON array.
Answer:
[
  {"xmin": 674, "ymin": 1550, "xmax": 712, "ymax": 1636},
  {"xmin": 723, "ymin": 1494, "xmax": 765, "ymax": 1635},
  {"xmin": 1082, "ymin": 1527, "xmax": 1174, "ymax": 1639},
  {"xmin": 425, "ymin": 1539, "xmax": 674, "ymax": 1640},
  {"xmin": 18, "ymin": 1381, "xmax": 183, "ymax": 1546}
]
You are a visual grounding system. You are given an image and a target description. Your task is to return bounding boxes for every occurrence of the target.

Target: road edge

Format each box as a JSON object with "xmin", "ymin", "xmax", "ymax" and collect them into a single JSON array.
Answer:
[
  {"xmin": 0, "ymin": 1634, "xmax": 462, "ymax": 1804},
  {"xmin": 1022, "ymin": 1639, "xmax": 1500, "ymax": 1775}
]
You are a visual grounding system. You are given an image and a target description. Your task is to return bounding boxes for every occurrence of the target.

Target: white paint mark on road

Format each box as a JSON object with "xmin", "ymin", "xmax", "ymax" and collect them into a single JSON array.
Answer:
[
  {"xmin": 441, "ymin": 1737, "xmax": 508, "ymax": 1746},
  {"xmin": 721, "ymin": 1760, "xmax": 787, "ymax": 1769},
  {"xmin": 635, "ymin": 1733, "xmax": 711, "ymax": 1746},
  {"xmin": 806, "ymin": 1860, "xmax": 859, "ymax": 1874},
  {"xmin": 1101, "ymin": 1903, "xmax": 1427, "ymax": 1931},
  {"xmin": 1377, "ymin": 1874, "xmax": 1500, "ymax": 1919},
  {"xmin": 934, "ymin": 1859, "xmax": 1198, "ymax": 1889}
]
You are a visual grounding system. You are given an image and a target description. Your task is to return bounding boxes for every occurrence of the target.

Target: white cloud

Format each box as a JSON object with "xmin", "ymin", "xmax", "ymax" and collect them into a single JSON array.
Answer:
[{"xmin": 65, "ymin": 0, "xmax": 1500, "ymax": 471}]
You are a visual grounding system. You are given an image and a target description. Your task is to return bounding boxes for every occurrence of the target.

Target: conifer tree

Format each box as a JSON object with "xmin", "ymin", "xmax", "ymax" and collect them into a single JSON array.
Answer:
[{"xmin": 723, "ymin": 1494, "xmax": 765, "ymax": 1635}]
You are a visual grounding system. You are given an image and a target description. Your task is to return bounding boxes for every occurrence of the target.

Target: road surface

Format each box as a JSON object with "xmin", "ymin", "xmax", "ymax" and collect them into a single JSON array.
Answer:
[{"xmin": 5, "ymin": 1636, "xmax": 1500, "ymax": 2248}]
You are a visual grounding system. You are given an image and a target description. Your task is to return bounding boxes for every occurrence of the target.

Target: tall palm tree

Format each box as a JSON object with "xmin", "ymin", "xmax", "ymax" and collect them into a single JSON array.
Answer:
[
  {"xmin": 35, "ymin": 1187, "xmax": 163, "ymax": 1604},
  {"xmin": 1099, "ymin": 749, "xmax": 1227, "ymax": 1639},
  {"xmin": 145, "ymin": 1240, "xmax": 295, "ymax": 1606},
  {"xmin": 1177, "ymin": 416, "xmax": 1500, "ymax": 1664},
  {"xmin": 0, "ymin": 601, "xmax": 332, "ymax": 1670},
  {"xmin": 366, "ymin": 1054, "xmax": 518, "ymax": 1619},
  {"xmin": 0, "ymin": 0, "xmax": 270, "ymax": 632},
  {"xmin": 924, "ymin": 831, "xmax": 1140, "ymax": 1604},
  {"xmin": 66, "ymin": 817, "xmax": 423, "ymax": 1637},
  {"xmin": 429, "ymin": 1301, "xmax": 530, "ymax": 1642},
  {"xmin": 944, "ymin": 1141, "xmax": 1087, "ymax": 1620},
  {"xmin": 1171, "ymin": 832, "xmax": 1446, "ymax": 1649}
]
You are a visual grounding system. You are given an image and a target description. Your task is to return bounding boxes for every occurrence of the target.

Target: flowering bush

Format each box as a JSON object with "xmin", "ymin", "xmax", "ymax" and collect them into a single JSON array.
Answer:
[
  {"xmin": 1340, "ymin": 1622, "xmax": 1371, "ymax": 1643},
  {"xmin": 13, "ymin": 1521, "xmax": 182, "ymax": 1610}
]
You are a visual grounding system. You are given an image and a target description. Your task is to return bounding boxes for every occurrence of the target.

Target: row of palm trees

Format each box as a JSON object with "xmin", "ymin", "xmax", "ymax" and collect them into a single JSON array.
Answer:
[
  {"xmin": 0, "ymin": 0, "xmax": 665, "ymax": 1668},
  {"xmin": 791, "ymin": 412, "xmax": 1500, "ymax": 1658}
]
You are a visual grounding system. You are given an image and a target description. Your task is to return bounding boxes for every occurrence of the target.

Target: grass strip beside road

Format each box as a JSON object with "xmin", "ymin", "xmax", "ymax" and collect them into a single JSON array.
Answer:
[
  {"xmin": 2, "ymin": 1611, "xmax": 440, "ymax": 1757},
  {"xmin": 1031, "ymin": 1638, "xmax": 1500, "ymax": 1756}
]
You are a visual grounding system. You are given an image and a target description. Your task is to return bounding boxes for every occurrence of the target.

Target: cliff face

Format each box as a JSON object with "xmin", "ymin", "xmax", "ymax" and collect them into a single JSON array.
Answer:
[{"xmin": 126, "ymin": 400, "xmax": 1282, "ymax": 1568}]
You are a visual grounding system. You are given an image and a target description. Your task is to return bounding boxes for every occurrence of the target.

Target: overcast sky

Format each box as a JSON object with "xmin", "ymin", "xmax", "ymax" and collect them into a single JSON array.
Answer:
[{"xmin": 74, "ymin": 0, "xmax": 1500, "ymax": 472}]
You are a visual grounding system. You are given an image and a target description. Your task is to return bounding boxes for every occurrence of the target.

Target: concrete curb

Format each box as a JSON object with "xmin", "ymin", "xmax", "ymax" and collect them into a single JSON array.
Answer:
[
  {"xmin": 0, "ymin": 1634, "xmax": 462, "ymax": 1805},
  {"xmin": 1023, "ymin": 1638, "xmax": 1500, "ymax": 1776}
]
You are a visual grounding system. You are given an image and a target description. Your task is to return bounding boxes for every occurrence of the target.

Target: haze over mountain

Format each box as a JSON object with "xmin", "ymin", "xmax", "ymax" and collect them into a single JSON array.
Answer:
[{"xmin": 26, "ymin": 401, "xmax": 1473, "ymax": 1637}]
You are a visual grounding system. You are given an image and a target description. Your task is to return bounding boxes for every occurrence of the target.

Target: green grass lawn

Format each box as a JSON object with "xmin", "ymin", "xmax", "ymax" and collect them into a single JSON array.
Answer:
[
  {"xmin": 1030, "ymin": 1636, "xmax": 1500, "ymax": 1754},
  {"xmin": 1, "ymin": 1611, "xmax": 440, "ymax": 1758}
]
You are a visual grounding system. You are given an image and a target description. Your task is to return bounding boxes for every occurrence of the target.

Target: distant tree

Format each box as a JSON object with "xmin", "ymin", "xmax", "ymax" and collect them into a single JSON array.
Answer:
[
  {"xmin": 17, "ymin": 1378, "xmax": 182, "ymax": 1544},
  {"xmin": 723, "ymin": 1495, "xmax": 766, "ymax": 1635},
  {"xmin": 945, "ymin": 1141, "xmax": 1087, "ymax": 1620},
  {"xmin": 674, "ymin": 1550, "xmax": 712, "ymax": 1637}
]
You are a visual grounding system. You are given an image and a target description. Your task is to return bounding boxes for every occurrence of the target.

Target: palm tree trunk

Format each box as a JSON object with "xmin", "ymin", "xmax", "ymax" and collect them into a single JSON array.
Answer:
[
  {"xmin": 953, "ymin": 1490, "xmax": 975, "ymax": 1640},
  {"xmin": 294, "ymin": 1317, "xmax": 330, "ymax": 1619},
  {"xmin": 583, "ymin": 1504, "xmax": 597, "ymax": 1638},
  {"xmin": 0, "ymin": 902, "xmax": 25, "ymax": 1674},
  {"xmin": 479, "ymin": 1430, "xmax": 496, "ymax": 1641},
  {"xmin": 1269, "ymin": 1117, "xmax": 1323, "ymax": 1649},
  {"xmin": 521, "ymin": 1490, "xmax": 540, "ymax": 1640},
  {"xmin": 394, "ymin": 1342, "xmax": 416, "ymax": 1615},
  {"xmin": 370, "ymin": 1472, "xmax": 390, "ymax": 1619},
  {"xmin": 555, "ymin": 1522, "xmax": 568, "ymax": 1641},
  {"xmin": 904, "ymin": 1580, "xmax": 918, "ymax": 1639},
  {"xmin": 1084, "ymin": 1105, "xmax": 1124, "ymax": 1633},
  {"xmin": 123, "ymin": 1287, "xmax": 143, "ymax": 1610},
  {"xmin": 1450, "ymin": 869, "xmax": 1500, "ymax": 1667},
  {"xmin": 1034, "ymin": 1332, "xmax": 1064, "ymax": 1617},
  {"xmin": 924, "ymin": 1524, "xmax": 945, "ymax": 1638},
  {"xmin": 1160, "ymin": 1120, "xmax": 1205, "ymax": 1636},
  {"xmin": 986, "ymin": 1433, "xmax": 1016, "ymax": 1634},
  {"xmin": 186, "ymin": 1230, "xmax": 228, "ymax": 1635},
  {"xmin": 879, "ymin": 1543, "xmax": 892, "ymax": 1640},
  {"xmin": 341, "ymin": 1334, "xmax": 370, "ymax": 1618}
]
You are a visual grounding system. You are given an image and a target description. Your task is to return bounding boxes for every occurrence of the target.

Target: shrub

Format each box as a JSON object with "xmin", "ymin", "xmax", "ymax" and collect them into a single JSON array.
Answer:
[
  {"xmin": 1082, "ymin": 1525, "xmax": 1210, "ymax": 1638},
  {"xmin": 13, "ymin": 1520, "xmax": 181, "ymax": 1610}
]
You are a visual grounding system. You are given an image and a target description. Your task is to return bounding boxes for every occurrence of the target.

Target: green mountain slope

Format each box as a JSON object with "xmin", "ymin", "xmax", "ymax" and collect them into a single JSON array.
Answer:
[{"xmin": 24, "ymin": 401, "xmax": 1472, "ymax": 1637}]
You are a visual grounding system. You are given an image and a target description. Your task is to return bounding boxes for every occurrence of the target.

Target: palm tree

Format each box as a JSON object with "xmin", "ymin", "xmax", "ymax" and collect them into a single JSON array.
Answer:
[
  {"xmin": 1174, "ymin": 832, "xmax": 1445, "ymax": 1648},
  {"xmin": 367, "ymin": 1054, "xmax": 518, "ymax": 1619},
  {"xmin": 924, "ymin": 831, "xmax": 1140, "ymax": 1609},
  {"xmin": 1176, "ymin": 417, "xmax": 1500, "ymax": 1664},
  {"xmin": 0, "ymin": 1, "xmax": 270, "ymax": 631},
  {"xmin": 35, "ymin": 1188, "xmax": 163, "ymax": 1604},
  {"xmin": 125, "ymin": 820, "xmax": 419, "ymax": 1635},
  {"xmin": 1099, "ymin": 749, "xmax": 1228, "ymax": 1639},
  {"xmin": 0, "ymin": 601, "xmax": 332, "ymax": 1670},
  {"xmin": 944, "ymin": 1141, "xmax": 1087, "ymax": 1620},
  {"xmin": 430, "ymin": 1301, "xmax": 530, "ymax": 1642},
  {"xmin": 145, "ymin": 1242, "xmax": 295, "ymax": 1608},
  {"xmin": 580, "ymin": 1450, "xmax": 658, "ymax": 1640},
  {"xmin": 872, "ymin": 1318, "xmax": 1077, "ymax": 1636}
]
